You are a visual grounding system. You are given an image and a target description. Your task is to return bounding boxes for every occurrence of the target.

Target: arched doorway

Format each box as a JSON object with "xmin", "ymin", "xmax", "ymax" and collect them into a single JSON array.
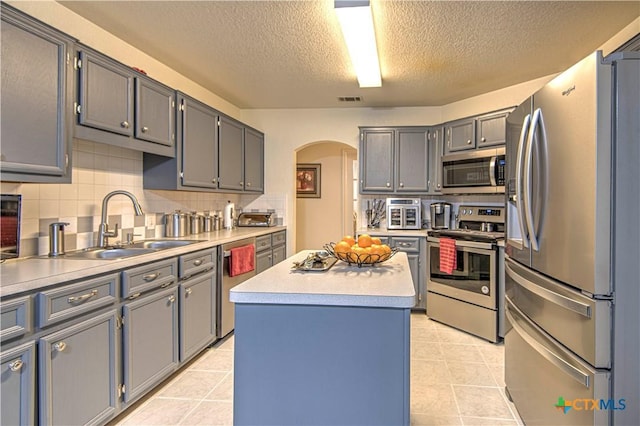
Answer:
[{"xmin": 295, "ymin": 141, "xmax": 357, "ymax": 251}]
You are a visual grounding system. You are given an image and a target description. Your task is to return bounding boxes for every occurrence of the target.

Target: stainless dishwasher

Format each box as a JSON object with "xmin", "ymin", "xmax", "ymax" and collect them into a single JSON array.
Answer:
[{"xmin": 218, "ymin": 237, "xmax": 256, "ymax": 338}]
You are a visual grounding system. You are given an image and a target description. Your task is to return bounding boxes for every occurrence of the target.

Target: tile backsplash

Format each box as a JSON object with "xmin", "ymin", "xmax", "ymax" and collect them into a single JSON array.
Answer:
[{"xmin": 1, "ymin": 139, "xmax": 286, "ymax": 257}]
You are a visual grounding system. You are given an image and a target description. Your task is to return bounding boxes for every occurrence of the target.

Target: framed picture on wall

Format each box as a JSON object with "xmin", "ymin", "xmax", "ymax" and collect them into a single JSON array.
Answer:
[{"xmin": 296, "ymin": 163, "xmax": 321, "ymax": 198}]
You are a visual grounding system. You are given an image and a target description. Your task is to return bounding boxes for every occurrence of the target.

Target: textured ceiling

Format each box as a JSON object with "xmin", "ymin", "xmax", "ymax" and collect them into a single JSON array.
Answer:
[{"xmin": 58, "ymin": 1, "xmax": 639, "ymax": 109}]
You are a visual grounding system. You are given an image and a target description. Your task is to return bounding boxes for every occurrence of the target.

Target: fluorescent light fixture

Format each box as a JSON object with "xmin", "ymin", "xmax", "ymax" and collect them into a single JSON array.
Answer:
[{"xmin": 335, "ymin": 0, "xmax": 382, "ymax": 88}]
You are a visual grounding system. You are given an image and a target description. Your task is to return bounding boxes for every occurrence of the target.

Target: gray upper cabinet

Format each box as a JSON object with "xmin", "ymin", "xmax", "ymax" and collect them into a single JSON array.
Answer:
[
  {"xmin": 396, "ymin": 128, "xmax": 429, "ymax": 192},
  {"xmin": 218, "ymin": 116, "xmax": 245, "ymax": 191},
  {"xmin": 143, "ymin": 93, "xmax": 264, "ymax": 194},
  {"xmin": 75, "ymin": 46, "xmax": 175, "ymax": 157},
  {"xmin": 135, "ymin": 78, "xmax": 175, "ymax": 147},
  {"xmin": 477, "ymin": 110, "xmax": 509, "ymax": 147},
  {"xmin": 360, "ymin": 127, "xmax": 430, "ymax": 194},
  {"xmin": 38, "ymin": 310, "xmax": 119, "ymax": 425},
  {"xmin": 77, "ymin": 49, "xmax": 133, "ymax": 137},
  {"xmin": 427, "ymin": 127, "xmax": 443, "ymax": 194},
  {"xmin": 244, "ymin": 127, "xmax": 265, "ymax": 192},
  {"xmin": 1, "ymin": 341, "xmax": 36, "ymax": 426},
  {"xmin": 0, "ymin": 4, "xmax": 74, "ymax": 183},
  {"xmin": 179, "ymin": 93, "xmax": 219, "ymax": 189},
  {"xmin": 444, "ymin": 117, "xmax": 476, "ymax": 153},
  {"xmin": 360, "ymin": 129, "xmax": 395, "ymax": 192}
]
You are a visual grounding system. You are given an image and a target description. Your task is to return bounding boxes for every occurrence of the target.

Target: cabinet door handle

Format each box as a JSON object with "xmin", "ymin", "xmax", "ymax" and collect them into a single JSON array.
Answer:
[
  {"xmin": 9, "ymin": 359, "xmax": 23, "ymax": 372},
  {"xmin": 481, "ymin": 137, "xmax": 486, "ymax": 142},
  {"xmin": 168, "ymin": 295, "xmax": 176, "ymax": 303},
  {"xmin": 186, "ymin": 288, "xmax": 193, "ymax": 296},
  {"xmin": 399, "ymin": 182, "xmax": 404, "ymax": 188},
  {"xmin": 212, "ymin": 178, "xmax": 217, "ymax": 184},
  {"xmin": 246, "ymin": 182, "xmax": 251, "ymax": 187},
  {"xmin": 193, "ymin": 259, "xmax": 203, "ymax": 267},
  {"xmin": 386, "ymin": 182, "xmax": 391, "ymax": 187},
  {"xmin": 53, "ymin": 342, "xmax": 67, "ymax": 352},
  {"xmin": 143, "ymin": 272, "xmax": 161, "ymax": 282},
  {"xmin": 68, "ymin": 289, "xmax": 98, "ymax": 303},
  {"xmin": 121, "ymin": 121, "xmax": 130, "ymax": 129},
  {"xmin": 141, "ymin": 126, "xmax": 149, "ymax": 133},
  {"xmin": 467, "ymin": 139, "xmax": 472, "ymax": 144},
  {"xmin": 239, "ymin": 181, "xmax": 244, "ymax": 186}
]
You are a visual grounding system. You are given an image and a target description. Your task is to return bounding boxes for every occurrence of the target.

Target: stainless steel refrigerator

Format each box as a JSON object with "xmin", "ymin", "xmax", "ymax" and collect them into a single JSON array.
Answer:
[{"xmin": 504, "ymin": 50, "xmax": 639, "ymax": 425}]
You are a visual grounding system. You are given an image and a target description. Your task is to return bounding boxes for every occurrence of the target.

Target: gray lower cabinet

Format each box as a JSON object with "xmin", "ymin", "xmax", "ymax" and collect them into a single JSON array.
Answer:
[
  {"xmin": 75, "ymin": 46, "xmax": 175, "ymax": 157},
  {"xmin": 366, "ymin": 234, "xmax": 426, "ymax": 310},
  {"xmin": 122, "ymin": 286, "xmax": 179, "ymax": 404},
  {"xmin": 1, "ymin": 341, "xmax": 36, "ymax": 426},
  {"xmin": 179, "ymin": 270, "xmax": 216, "ymax": 362},
  {"xmin": 255, "ymin": 231, "xmax": 287, "ymax": 274},
  {"xmin": 178, "ymin": 248, "xmax": 217, "ymax": 362},
  {"xmin": 39, "ymin": 309, "xmax": 119, "ymax": 426},
  {"xmin": 0, "ymin": 3, "xmax": 74, "ymax": 183}
]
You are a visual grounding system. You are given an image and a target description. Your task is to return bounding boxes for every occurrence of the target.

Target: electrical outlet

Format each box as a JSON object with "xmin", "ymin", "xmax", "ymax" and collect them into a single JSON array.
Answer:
[{"xmin": 145, "ymin": 214, "xmax": 156, "ymax": 228}]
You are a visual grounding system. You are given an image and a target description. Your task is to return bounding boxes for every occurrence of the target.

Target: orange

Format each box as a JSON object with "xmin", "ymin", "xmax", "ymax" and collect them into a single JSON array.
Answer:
[
  {"xmin": 334, "ymin": 241, "xmax": 351, "ymax": 254},
  {"xmin": 342, "ymin": 235, "xmax": 356, "ymax": 246},
  {"xmin": 358, "ymin": 234, "xmax": 373, "ymax": 248},
  {"xmin": 371, "ymin": 237, "xmax": 382, "ymax": 245}
]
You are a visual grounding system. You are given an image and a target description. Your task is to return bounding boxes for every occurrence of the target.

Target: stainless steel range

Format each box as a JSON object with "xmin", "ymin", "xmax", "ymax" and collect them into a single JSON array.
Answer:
[{"xmin": 427, "ymin": 205, "xmax": 505, "ymax": 342}]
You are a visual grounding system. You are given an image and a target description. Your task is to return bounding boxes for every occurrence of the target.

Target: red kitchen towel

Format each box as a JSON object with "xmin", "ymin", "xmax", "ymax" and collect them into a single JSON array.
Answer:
[
  {"xmin": 230, "ymin": 244, "xmax": 255, "ymax": 277},
  {"xmin": 439, "ymin": 238, "xmax": 457, "ymax": 275}
]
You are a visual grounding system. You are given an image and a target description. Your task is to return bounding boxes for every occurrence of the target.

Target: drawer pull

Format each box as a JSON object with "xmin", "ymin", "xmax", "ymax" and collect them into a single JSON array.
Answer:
[
  {"xmin": 9, "ymin": 359, "xmax": 23, "ymax": 372},
  {"xmin": 168, "ymin": 295, "xmax": 176, "ymax": 303},
  {"xmin": 143, "ymin": 272, "xmax": 161, "ymax": 282},
  {"xmin": 68, "ymin": 289, "xmax": 98, "ymax": 303},
  {"xmin": 193, "ymin": 259, "xmax": 203, "ymax": 267},
  {"xmin": 186, "ymin": 288, "xmax": 193, "ymax": 296},
  {"xmin": 398, "ymin": 242, "xmax": 412, "ymax": 247},
  {"xmin": 53, "ymin": 342, "xmax": 67, "ymax": 352}
]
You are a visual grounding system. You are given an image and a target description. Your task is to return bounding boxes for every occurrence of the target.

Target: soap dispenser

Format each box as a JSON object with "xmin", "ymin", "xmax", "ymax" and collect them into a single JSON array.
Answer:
[{"xmin": 48, "ymin": 222, "xmax": 70, "ymax": 257}]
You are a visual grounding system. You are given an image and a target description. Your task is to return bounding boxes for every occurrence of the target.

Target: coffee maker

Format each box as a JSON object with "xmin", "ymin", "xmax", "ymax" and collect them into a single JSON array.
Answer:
[{"xmin": 430, "ymin": 202, "xmax": 452, "ymax": 229}]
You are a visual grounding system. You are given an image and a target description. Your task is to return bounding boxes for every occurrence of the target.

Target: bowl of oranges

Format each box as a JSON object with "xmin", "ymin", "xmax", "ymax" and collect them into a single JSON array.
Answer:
[{"xmin": 323, "ymin": 234, "xmax": 397, "ymax": 267}]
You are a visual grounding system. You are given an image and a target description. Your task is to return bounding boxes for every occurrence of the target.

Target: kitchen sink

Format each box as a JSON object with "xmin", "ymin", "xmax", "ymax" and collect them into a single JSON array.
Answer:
[
  {"xmin": 61, "ymin": 240, "xmax": 204, "ymax": 260},
  {"xmin": 63, "ymin": 247, "xmax": 159, "ymax": 260},
  {"xmin": 127, "ymin": 239, "xmax": 203, "ymax": 249}
]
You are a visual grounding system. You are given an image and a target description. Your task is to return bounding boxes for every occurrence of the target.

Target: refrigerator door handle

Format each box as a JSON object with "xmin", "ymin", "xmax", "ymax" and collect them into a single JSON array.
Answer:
[
  {"xmin": 515, "ymin": 113, "xmax": 531, "ymax": 248},
  {"xmin": 506, "ymin": 260, "xmax": 592, "ymax": 318},
  {"xmin": 523, "ymin": 108, "xmax": 542, "ymax": 251},
  {"xmin": 505, "ymin": 299, "xmax": 591, "ymax": 388}
]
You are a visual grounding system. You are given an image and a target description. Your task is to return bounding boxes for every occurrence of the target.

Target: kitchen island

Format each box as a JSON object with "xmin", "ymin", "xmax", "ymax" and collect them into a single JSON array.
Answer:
[{"xmin": 230, "ymin": 250, "xmax": 415, "ymax": 426}]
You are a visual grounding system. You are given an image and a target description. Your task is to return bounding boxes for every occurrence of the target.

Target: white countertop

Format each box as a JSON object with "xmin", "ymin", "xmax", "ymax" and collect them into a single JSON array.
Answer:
[
  {"xmin": 0, "ymin": 226, "xmax": 286, "ymax": 298},
  {"xmin": 230, "ymin": 250, "xmax": 416, "ymax": 308}
]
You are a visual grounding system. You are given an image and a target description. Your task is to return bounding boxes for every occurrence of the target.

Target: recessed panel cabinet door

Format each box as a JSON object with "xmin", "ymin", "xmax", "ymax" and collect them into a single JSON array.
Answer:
[
  {"xmin": 135, "ymin": 78, "xmax": 175, "ymax": 147},
  {"xmin": 0, "ymin": 6, "xmax": 73, "ymax": 182},
  {"xmin": 1, "ymin": 341, "xmax": 36, "ymax": 426},
  {"xmin": 218, "ymin": 116, "xmax": 245, "ymax": 191},
  {"xmin": 78, "ymin": 50, "xmax": 133, "ymax": 136},
  {"xmin": 179, "ymin": 271, "xmax": 216, "ymax": 362},
  {"xmin": 180, "ymin": 96, "xmax": 219, "ymax": 189},
  {"xmin": 360, "ymin": 129, "xmax": 394, "ymax": 192},
  {"xmin": 396, "ymin": 128, "xmax": 429, "ymax": 192},
  {"xmin": 38, "ymin": 310, "xmax": 118, "ymax": 426},
  {"xmin": 477, "ymin": 111, "xmax": 508, "ymax": 148},
  {"xmin": 244, "ymin": 127, "xmax": 265, "ymax": 192},
  {"xmin": 122, "ymin": 287, "xmax": 179, "ymax": 404},
  {"xmin": 445, "ymin": 118, "xmax": 476, "ymax": 153}
]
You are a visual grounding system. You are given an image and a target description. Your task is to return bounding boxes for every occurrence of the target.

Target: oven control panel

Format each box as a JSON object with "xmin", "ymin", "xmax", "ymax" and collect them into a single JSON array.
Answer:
[{"xmin": 458, "ymin": 205, "xmax": 504, "ymax": 223}]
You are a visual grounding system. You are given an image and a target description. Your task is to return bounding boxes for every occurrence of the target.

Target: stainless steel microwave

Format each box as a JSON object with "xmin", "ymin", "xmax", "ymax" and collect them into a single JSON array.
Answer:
[{"xmin": 442, "ymin": 147, "xmax": 506, "ymax": 194}]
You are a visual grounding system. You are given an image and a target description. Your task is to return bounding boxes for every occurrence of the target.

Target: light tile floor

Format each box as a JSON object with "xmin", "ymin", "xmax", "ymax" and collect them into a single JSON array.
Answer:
[{"xmin": 111, "ymin": 313, "xmax": 523, "ymax": 426}]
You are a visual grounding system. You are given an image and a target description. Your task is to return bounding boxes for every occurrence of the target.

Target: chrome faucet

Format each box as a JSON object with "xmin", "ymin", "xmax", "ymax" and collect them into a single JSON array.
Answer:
[{"xmin": 97, "ymin": 190, "xmax": 144, "ymax": 248}]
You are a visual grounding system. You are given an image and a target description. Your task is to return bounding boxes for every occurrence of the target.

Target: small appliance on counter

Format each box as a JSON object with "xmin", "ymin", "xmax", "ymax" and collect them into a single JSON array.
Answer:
[
  {"xmin": 386, "ymin": 198, "xmax": 421, "ymax": 230},
  {"xmin": 224, "ymin": 201, "xmax": 235, "ymax": 230},
  {"xmin": 237, "ymin": 212, "xmax": 277, "ymax": 227},
  {"xmin": 430, "ymin": 202, "xmax": 451, "ymax": 229}
]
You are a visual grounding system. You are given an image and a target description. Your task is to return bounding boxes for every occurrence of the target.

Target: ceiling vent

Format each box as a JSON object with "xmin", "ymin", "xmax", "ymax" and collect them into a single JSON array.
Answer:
[{"xmin": 338, "ymin": 96, "xmax": 362, "ymax": 102}]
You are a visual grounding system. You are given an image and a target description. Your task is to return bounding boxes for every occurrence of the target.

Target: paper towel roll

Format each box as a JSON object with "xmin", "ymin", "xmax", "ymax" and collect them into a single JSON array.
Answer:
[{"xmin": 224, "ymin": 201, "xmax": 235, "ymax": 229}]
